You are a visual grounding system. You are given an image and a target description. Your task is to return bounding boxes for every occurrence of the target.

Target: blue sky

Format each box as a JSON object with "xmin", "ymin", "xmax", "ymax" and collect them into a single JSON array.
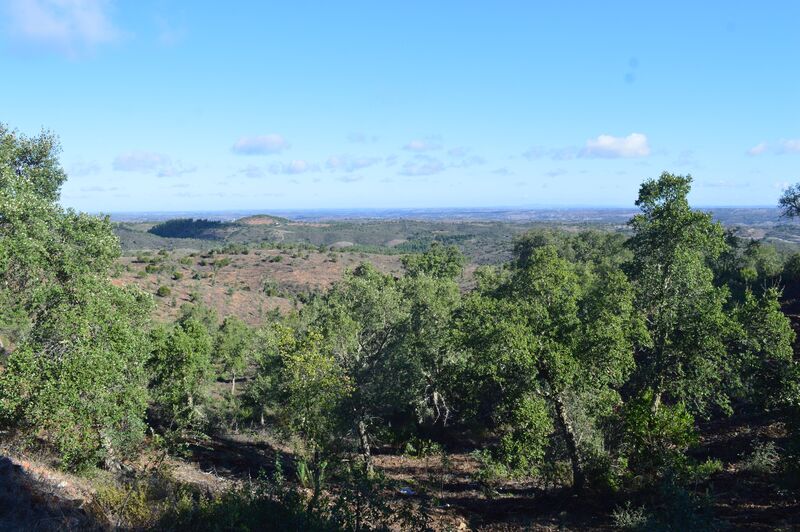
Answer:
[{"xmin": 1, "ymin": 1, "xmax": 798, "ymax": 212}]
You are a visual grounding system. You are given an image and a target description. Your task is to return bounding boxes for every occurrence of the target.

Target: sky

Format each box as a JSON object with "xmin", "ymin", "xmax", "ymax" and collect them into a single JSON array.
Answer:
[{"xmin": 1, "ymin": 1, "xmax": 798, "ymax": 212}]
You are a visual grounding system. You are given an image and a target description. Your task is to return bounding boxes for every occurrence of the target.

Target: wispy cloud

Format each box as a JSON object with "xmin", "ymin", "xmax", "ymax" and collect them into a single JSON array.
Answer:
[
  {"xmin": 232, "ymin": 134, "xmax": 289, "ymax": 155},
  {"xmin": 399, "ymin": 155, "xmax": 445, "ymax": 176},
  {"xmin": 269, "ymin": 160, "xmax": 318, "ymax": 175},
  {"xmin": 5, "ymin": 0, "xmax": 122, "ymax": 56},
  {"xmin": 403, "ymin": 138, "xmax": 441, "ymax": 152},
  {"xmin": 523, "ymin": 133, "xmax": 650, "ymax": 161},
  {"xmin": 778, "ymin": 139, "xmax": 800, "ymax": 154},
  {"xmin": 580, "ymin": 133, "xmax": 650, "ymax": 158},
  {"xmin": 545, "ymin": 168, "xmax": 566, "ymax": 177},
  {"xmin": 234, "ymin": 165, "xmax": 266, "ymax": 178},
  {"xmin": 447, "ymin": 147, "xmax": 486, "ymax": 168},
  {"xmin": 68, "ymin": 160, "xmax": 101, "ymax": 176},
  {"xmin": 747, "ymin": 142, "xmax": 768, "ymax": 156},
  {"xmin": 347, "ymin": 132, "xmax": 378, "ymax": 143},
  {"xmin": 746, "ymin": 139, "xmax": 800, "ymax": 156},
  {"xmin": 113, "ymin": 151, "xmax": 195, "ymax": 177},
  {"xmin": 326, "ymin": 155, "xmax": 381, "ymax": 172},
  {"xmin": 336, "ymin": 175, "xmax": 364, "ymax": 183}
]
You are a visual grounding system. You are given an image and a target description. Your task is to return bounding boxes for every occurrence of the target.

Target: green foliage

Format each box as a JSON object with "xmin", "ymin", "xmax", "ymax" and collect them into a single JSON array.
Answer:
[
  {"xmin": 213, "ymin": 316, "xmax": 253, "ymax": 396},
  {"xmin": 740, "ymin": 440, "xmax": 781, "ymax": 475},
  {"xmin": 620, "ymin": 390, "xmax": 698, "ymax": 480},
  {"xmin": 778, "ymin": 182, "xmax": 800, "ymax": 218},
  {"xmin": 627, "ymin": 172, "xmax": 735, "ymax": 416},
  {"xmin": 455, "ymin": 244, "xmax": 638, "ymax": 487},
  {"xmin": 148, "ymin": 319, "xmax": 214, "ymax": 439},
  {"xmin": 731, "ymin": 288, "xmax": 797, "ymax": 408},
  {"xmin": 401, "ymin": 242, "xmax": 464, "ymax": 280},
  {"xmin": 612, "ymin": 502, "xmax": 650, "ymax": 530},
  {"xmin": 156, "ymin": 285, "xmax": 172, "ymax": 297},
  {"xmin": 148, "ymin": 218, "xmax": 228, "ymax": 239},
  {"xmin": 0, "ymin": 125, "xmax": 153, "ymax": 470}
]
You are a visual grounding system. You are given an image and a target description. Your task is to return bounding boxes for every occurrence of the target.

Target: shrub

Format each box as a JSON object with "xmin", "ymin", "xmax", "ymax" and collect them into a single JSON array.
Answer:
[
  {"xmin": 621, "ymin": 390, "xmax": 697, "ymax": 480},
  {"xmin": 156, "ymin": 286, "xmax": 171, "ymax": 297},
  {"xmin": 612, "ymin": 502, "xmax": 649, "ymax": 530},
  {"xmin": 172, "ymin": 271, "xmax": 184, "ymax": 281},
  {"xmin": 740, "ymin": 441, "xmax": 780, "ymax": 475}
]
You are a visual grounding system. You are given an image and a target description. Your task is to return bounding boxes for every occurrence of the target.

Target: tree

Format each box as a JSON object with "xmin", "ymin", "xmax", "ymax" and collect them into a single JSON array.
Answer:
[
  {"xmin": 0, "ymin": 124, "xmax": 153, "ymax": 469},
  {"xmin": 456, "ymin": 245, "xmax": 639, "ymax": 489},
  {"xmin": 148, "ymin": 318, "xmax": 213, "ymax": 436},
  {"xmin": 306, "ymin": 264, "xmax": 409, "ymax": 473},
  {"xmin": 779, "ymin": 183, "xmax": 800, "ymax": 218},
  {"xmin": 0, "ymin": 280, "xmax": 153, "ymax": 469},
  {"xmin": 398, "ymin": 261, "xmax": 463, "ymax": 428},
  {"xmin": 731, "ymin": 288, "xmax": 797, "ymax": 409},
  {"xmin": 274, "ymin": 325, "xmax": 352, "ymax": 503},
  {"xmin": 214, "ymin": 316, "xmax": 253, "ymax": 396},
  {"xmin": 626, "ymin": 172, "xmax": 735, "ymax": 415},
  {"xmin": 401, "ymin": 242, "xmax": 465, "ymax": 280}
]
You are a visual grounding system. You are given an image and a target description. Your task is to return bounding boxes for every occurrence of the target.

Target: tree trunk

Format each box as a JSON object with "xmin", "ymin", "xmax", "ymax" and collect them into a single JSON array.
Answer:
[
  {"xmin": 651, "ymin": 375, "xmax": 664, "ymax": 414},
  {"xmin": 553, "ymin": 394, "xmax": 584, "ymax": 491},
  {"xmin": 652, "ymin": 389, "xmax": 662, "ymax": 413},
  {"xmin": 101, "ymin": 432, "xmax": 121, "ymax": 471},
  {"xmin": 231, "ymin": 372, "xmax": 236, "ymax": 396},
  {"xmin": 357, "ymin": 418, "xmax": 373, "ymax": 475}
]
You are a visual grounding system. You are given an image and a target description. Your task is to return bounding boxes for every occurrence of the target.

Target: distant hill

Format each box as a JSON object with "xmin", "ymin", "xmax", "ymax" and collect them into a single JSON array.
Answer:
[
  {"xmin": 147, "ymin": 218, "xmax": 233, "ymax": 239},
  {"xmin": 236, "ymin": 214, "xmax": 291, "ymax": 225}
]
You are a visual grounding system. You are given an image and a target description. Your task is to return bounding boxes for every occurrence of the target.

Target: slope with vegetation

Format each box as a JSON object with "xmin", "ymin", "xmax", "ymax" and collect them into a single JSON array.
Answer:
[{"xmin": 2, "ymin": 124, "xmax": 800, "ymax": 530}]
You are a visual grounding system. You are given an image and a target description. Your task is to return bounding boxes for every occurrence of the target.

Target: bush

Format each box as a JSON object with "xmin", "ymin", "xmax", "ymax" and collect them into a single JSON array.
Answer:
[
  {"xmin": 612, "ymin": 502, "xmax": 649, "ymax": 530},
  {"xmin": 156, "ymin": 286, "xmax": 172, "ymax": 297},
  {"xmin": 621, "ymin": 390, "xmax": 697, "ymax": 481},
  {"xmin": 740, "ymin": 441, "xmax": 780, "ymax": 475},
  {"xmin": 172, "ymin": 271, "xmax": 184, "ymax": 281}
]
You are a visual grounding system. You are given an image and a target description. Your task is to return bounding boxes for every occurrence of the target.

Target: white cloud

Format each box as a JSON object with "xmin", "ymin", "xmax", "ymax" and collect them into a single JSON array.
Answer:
[
  {"xmin": 113, "ymin": 151, "xmax": 169, "ymax": 172},
  {"xmin": 5, "ymin": 0, "xmax": 122, "ymax": 56},
  {"xmin": 447, "ymin": 147, "xmax": 486, "ymax": 168},
  {"xmin": 326, "ymin": 155, "xmax": 380, "ymax": 172},
  {"xmin": 68, "ymin": 159, "xmax": 100, "ymax": 176},
  {"xmin": 336, "ymin": 175, "xmax": 364, "ymax": 183},
  {"xmin": 403, "ymin": 138, "xmax": 441, "ymax": 152},
  {"xmin": 580, "ymin": 133, "xmax": 650, "ymax": 158},
  {"xmin": 232, "ymin": 134, "xmax": 289, "ymax": 155},
  {"xmin": 747, "ymin": 142, "xmax": 768, "ymax": 156},
  {"xmin": 235, "ymin": 165, "xmax": 266, "ymax": 178},
  {"xmin": 545, "ymin": 168, "xmax": 566, "ymax": 177},
  {"xmin": 157, "ymin": 162, "xmax": 196, "ymax": 178},
  {"xmin": 778, "ymin": 139, "xmax": 800, "ymax": 154},
  {"xmin": 113, "ymin": 151, "xmax": 195, "ymax": 177},
  {"xmin": 522, "ymin": 146, "xmax": 547, "ymax": 160},
  {"xmin": 269, "ymin": 160, "xmax": 317, "ymax": 175},
  {"xmin": 399, "ymin": 156, "xmax": 445, "ymax": 176}
]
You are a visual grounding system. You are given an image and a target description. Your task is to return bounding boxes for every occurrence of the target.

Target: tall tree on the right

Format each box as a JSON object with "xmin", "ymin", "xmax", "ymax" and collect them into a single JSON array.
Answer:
[{"xmin": 626, "ymin": 172, "xmax": 734, "ymax": 416}]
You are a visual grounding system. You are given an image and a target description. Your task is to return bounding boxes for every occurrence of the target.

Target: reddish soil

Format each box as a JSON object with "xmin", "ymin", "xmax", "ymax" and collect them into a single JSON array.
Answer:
[{"xmin": 114, "ymin": 248, "xmax": 404, "ymax": 325}]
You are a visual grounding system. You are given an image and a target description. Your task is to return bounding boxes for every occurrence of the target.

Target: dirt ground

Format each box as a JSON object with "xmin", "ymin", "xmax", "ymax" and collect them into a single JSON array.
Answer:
[{"xmin": 114, "ymin": 248, "xmax": 404, "ymax": 325}]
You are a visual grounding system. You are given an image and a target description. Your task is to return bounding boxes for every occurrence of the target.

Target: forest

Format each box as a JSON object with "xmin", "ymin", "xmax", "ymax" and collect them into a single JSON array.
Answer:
[{"xmin": 2, "ymin": 126, "xmax": 800, "ymax": 530}]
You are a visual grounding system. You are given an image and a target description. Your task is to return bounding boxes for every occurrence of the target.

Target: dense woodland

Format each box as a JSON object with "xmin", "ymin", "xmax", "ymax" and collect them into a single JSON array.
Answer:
[{"xmin": 2, "ymin": 126, "xmax": 800, "ymax": 530}]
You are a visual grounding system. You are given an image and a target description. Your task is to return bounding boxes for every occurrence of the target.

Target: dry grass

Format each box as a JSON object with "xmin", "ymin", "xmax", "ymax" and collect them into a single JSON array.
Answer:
[{"xmin": 114, "ymin": 248, "xmax": 404, "ymax": 324}]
